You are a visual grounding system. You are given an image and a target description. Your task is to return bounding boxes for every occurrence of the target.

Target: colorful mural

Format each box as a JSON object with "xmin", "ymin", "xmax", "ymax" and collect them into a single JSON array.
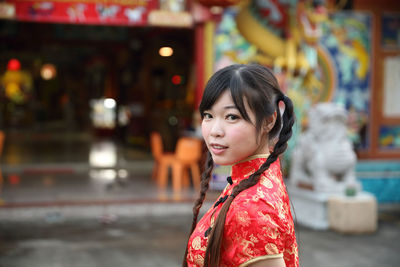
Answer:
[
  {"xmin": 214, "ymin": 7, "xmax": 257, "ymax": 70},
  {"xmin": 319, "ymin": 12, "xmax": 372, "ymax": 149},
  {"xmin": 212, "ymin": 2, "xmax": 397, "ymax": 201},
  {"xmin": 379, "ymin": 126, "xmax": 400, "ymax": 149},
  {"xmin": 214, "ymin": 5, "xmax": 372, "ymax": 164}
]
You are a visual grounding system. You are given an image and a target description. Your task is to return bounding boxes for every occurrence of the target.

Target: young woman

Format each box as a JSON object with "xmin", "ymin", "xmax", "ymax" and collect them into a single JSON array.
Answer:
[{"xmin": 183, "ymin": 64, "xmax": 298, "ymax": 267}]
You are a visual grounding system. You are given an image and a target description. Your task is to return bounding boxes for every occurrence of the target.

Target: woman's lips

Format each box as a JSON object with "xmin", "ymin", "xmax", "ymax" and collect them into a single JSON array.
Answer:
[{"xmin": 210, "ymin": 143, "xmax": 228, "ymax": 155}]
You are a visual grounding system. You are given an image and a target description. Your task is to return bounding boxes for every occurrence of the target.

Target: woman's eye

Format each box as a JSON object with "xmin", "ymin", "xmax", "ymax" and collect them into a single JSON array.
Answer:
[
  {"xmin": 226, "ymin": 114, "xmax": 239, "ymax": 121},
  {"xmin": 203, "ymin": 113, "xmax": 212, "ymax": 120}
]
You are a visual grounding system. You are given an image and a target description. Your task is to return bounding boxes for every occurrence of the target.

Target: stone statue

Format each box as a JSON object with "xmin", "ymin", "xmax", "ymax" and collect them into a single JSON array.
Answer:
[{"xmin": 289, "ymin": 103, "xmax": 361, "ymax": 193}]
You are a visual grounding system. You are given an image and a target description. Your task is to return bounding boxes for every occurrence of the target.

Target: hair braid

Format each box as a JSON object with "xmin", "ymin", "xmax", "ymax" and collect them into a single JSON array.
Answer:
[
  {"xmin": 274, "ymin": 95, "xmax": 295, "ymax": 155},
  {"xmin": 182, "ymin": 151, "xmax": 214, "ymax": 267},
  {"xmin": 190, "ymin": 151, "xmax": 214, "ymax": 233},
  {"xmin": 204, "ymin": 94, "xmax": 295, "ymax": 267}
]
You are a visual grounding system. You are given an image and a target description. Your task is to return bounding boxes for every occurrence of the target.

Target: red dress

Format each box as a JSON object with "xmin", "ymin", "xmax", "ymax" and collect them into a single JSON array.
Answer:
[{"xmin": 186, "ymin": 155, "xmax": 299, "ymax": 267}]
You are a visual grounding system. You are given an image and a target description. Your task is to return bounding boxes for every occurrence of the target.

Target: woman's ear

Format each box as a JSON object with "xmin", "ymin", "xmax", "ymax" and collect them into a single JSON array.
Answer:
[{"xmin": 263, "ymin": 111, "xmax": 277, "ymax": 133}]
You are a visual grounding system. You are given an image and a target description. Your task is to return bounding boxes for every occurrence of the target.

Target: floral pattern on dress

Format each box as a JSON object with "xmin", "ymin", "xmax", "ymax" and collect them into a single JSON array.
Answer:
[{"xmin": 187, "ymin": 156, "xmax": 299, "ymax": 267}]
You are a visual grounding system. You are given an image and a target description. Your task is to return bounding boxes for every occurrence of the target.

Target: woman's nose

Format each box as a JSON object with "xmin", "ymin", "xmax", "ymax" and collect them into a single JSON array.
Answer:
[{"xmin": 210, "ymin": 120, "xmax": 224, "ymax": 137}]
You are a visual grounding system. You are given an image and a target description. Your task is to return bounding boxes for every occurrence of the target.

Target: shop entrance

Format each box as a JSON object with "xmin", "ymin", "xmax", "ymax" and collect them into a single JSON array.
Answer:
[{"xmin": 0, "ymin": 21, "xmax": 195, "ymax": 151}]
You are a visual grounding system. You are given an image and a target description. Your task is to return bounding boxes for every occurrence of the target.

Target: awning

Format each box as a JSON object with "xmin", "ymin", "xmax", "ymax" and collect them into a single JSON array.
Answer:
[{"xmin": 0, "ymin": 0, "xmax": 192, "ymax": 27}]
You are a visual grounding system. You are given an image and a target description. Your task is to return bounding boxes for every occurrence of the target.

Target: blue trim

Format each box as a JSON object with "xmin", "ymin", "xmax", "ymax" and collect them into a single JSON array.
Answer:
[
  {"xmin": 356, "ymin": 160, "xmax": 400, "ymax": 203},
  {"xmin": 356, "ymin": 160, "xmax": 400, "ymax": 172},
  {"xmin": 358, "ymin": 178, "xmax": 400, "ymax": 203}
]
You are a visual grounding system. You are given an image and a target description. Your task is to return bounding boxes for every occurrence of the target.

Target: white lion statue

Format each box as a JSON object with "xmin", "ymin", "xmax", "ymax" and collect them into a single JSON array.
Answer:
[{"xmin": 289, "ymin": 102, "xmax": 361, "ymax": 193}]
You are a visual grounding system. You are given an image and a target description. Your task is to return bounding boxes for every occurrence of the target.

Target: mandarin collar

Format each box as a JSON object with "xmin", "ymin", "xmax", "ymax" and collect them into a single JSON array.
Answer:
[{"xmin": 230, "ymin": 154, "xmax": 271, "ymax": 184}]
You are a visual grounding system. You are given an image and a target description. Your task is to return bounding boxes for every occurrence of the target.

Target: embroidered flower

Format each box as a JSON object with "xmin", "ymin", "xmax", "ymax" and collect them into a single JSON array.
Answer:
[
  {"xmin": 249, "ymin": 234, "xmax": 259, "ymax": 243},
  {"xmin": 192, "ymin": 236, "xmax": 203, "ymax": 250},
  {"xmin": 240, "ymin": 239, "xmax": 255, "ymax": 257},
  {"xmin": 194, "ymin": 255, "xmax": 204, "ymax": 266},
  {"xmin": 236, "ymin": 210, "xmax": 251, "ymax": 227},
  {"xmin": 260, "ymin": 174, "xmax": 274, "ymax": 189},
  {"xmin": 265, "ymin": 243, "xmax": 280, "ymax": 254}
]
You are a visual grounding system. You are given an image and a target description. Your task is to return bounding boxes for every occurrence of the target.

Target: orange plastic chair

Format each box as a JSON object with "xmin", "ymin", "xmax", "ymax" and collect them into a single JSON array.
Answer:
[
  {"xmin": 0, "ymin": 131, "xmax": 4, "ymax": 191},
  {"xmin": 150, "ymin": 132, "xmax": 175, "ymax": 181},
  {"xmin": 158, "ymin": 136, "xmax": 202, "ymax": 193}
]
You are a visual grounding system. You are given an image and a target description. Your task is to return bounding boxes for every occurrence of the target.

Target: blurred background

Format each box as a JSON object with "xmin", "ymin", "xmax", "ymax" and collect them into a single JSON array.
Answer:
[{"xmin": 0, "ymin": 0, "xmax": 399, "ymax": 266}]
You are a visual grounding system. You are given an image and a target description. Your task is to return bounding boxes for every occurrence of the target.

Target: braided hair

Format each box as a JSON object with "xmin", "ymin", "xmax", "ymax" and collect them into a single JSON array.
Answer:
[{"xmin": 182, "ymin": 64, "xmax": 295, "ymax": 267}]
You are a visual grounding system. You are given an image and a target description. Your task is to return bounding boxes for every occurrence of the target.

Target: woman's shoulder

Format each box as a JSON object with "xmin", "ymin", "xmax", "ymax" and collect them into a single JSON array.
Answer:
[
  {"xmin": 228, "ymin": 176, "xmax": 290, "ymax": 228},
  {"xmin": 228, "ymin": 190, "xmax": 286, "ymax": 230}
]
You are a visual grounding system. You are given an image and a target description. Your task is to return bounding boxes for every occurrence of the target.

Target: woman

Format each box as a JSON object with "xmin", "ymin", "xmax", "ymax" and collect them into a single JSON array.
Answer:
[{"xmin": 183, "ymin": 64, "xmax": 298, "ymax": 267}]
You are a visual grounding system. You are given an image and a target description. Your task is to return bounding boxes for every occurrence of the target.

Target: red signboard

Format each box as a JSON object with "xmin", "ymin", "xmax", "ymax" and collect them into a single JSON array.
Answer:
[{"xmin": 6, "ymin": 0, "xmax": 159, "ymax": 26}]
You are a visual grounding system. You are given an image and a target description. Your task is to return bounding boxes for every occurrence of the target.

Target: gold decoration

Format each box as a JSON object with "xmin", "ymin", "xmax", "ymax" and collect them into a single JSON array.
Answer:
[
  {"xmin": 194, "ymin": 255, "xmax": 204, "ymax": 265},
  {"xmin": 260, "ymin": 175, "xmax": 274, "ymax": 189},
  {"xmin": 265, "ymin": 243, "xmax": 280, "ymax": 255},
  {"xmin": 192, "ymin": 236, "xmax": 202, "ymax": 250},
  {"xmin": 236, "ymin": 210, "xmax": 251, "ymax": 227}
]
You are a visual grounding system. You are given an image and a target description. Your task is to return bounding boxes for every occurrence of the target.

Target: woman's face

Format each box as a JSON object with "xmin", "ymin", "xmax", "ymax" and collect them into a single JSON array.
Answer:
[{"xmin": 201, "ymin": 90, "xmax": 269, "ymax": 166}]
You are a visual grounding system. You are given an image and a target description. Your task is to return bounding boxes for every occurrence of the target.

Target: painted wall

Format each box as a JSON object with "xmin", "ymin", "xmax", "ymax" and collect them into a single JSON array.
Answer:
[{"xmin": 211, "ymin": 3, "xmax": 399, "ymax": 202}]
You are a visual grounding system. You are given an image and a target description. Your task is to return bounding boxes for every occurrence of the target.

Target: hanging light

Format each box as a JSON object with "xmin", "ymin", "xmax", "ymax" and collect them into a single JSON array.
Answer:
[
  {"xmin": 171, "ymin": 75, "xmax": 183, "ymax": 85},
  {"xmin": 159, "ymin": 46, "xmax": 173, "ymax": 57},
  {"xmin": 40, "ymin": 64, "xmax": 57, "ymax": 80},
  {"xmin": 7, "ymin": 59, "xmax": 21, "ymax": 71}
]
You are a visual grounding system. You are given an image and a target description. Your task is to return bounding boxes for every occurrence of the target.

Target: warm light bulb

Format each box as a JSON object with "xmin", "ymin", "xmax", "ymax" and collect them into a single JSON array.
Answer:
[
  {"xmin": 40, "ymin": 64, "xmax": 57, "ymax": 80},
  {"xmin": 159, "ymin": 47, "xmax": 173, "ymax": 57}
]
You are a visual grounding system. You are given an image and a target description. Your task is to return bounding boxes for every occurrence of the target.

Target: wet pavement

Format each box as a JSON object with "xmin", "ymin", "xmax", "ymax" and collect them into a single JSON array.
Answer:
[
  {"xmin": 0, "ymin": 130, "xmax": 211, "ymax": 208},
  {"xmin": 0, "ymin": 213, "xmax": 399, "ymax": 267},
  {"xmin": 0, "ymin": 130, "xmax": 153, "ymax": 170}
]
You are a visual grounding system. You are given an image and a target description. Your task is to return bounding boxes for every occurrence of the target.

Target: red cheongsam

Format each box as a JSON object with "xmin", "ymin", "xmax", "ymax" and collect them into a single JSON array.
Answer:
[{"xmin": 187, "ymin": 155, "xmax": 299, "ymax": 267}]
